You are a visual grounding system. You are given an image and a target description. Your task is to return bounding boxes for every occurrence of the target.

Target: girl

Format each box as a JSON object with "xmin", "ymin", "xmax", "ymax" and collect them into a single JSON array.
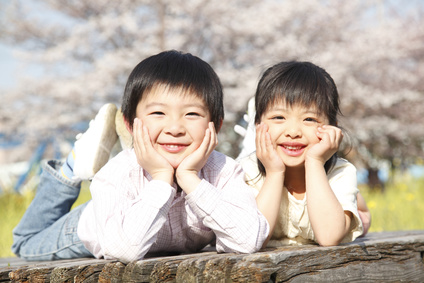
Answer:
[{"xmin": 239, "ymin": 61, "xmax": 369, "ymax": 247}]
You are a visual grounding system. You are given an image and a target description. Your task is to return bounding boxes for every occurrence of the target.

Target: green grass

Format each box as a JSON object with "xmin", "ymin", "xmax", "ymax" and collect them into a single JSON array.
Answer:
[
  {"xmin": 1, "ymin": 174, "xmax": 423, "ymax": 258},
  {"xmin": 0, "ymin": 182, "xmax": 92, "ymax": 258},
  {"xmin": 360, "ymin": 174, "xmax": 424, "ymax": 232}
]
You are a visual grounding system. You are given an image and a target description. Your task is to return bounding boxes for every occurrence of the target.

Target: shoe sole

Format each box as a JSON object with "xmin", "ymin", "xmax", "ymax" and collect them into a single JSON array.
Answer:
[{"xmin": 92, "ymin": 104, "xmax": 118, "ymax": 174}]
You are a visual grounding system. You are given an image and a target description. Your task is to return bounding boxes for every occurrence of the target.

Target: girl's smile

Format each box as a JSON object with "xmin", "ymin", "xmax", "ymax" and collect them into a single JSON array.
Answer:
[{"xmin": 279, "ymin": 142, "xmax": 307, "ymax": 157}]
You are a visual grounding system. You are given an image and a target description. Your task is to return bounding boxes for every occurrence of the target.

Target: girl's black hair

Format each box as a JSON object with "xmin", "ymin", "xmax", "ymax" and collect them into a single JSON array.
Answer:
[
  {"xmin": 121, "ymin": 50, "xmax": 224, "ymax": 132},
  {"xmin": 255, "ymin": 61, "xmax": 342, "ymax": 175}
]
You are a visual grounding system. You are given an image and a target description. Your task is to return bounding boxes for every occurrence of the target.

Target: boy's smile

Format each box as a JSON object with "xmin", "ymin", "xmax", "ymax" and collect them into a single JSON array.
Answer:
[
  {"xmin": 135, "ymin": 85, "xmax": 211, "ymax": 169},
  {"xmin": 262, "ymin": 102, "xmax": 328, "ymax": 168}
]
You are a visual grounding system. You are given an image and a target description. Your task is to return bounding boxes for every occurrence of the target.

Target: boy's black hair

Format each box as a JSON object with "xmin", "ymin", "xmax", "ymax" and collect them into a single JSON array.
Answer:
[
  {"xmin": 122, "ymin": 50, "xmax": 224, "ymax": 132},
  {"xmin": 254, "ymin": 61, "xmax": 342, "ymax": 174}
]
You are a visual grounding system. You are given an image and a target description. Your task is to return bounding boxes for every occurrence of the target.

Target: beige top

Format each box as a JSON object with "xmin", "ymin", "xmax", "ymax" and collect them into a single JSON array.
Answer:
[{"xmin": 239, "ymin": 153, "xmax": 363, "ymax": 246}]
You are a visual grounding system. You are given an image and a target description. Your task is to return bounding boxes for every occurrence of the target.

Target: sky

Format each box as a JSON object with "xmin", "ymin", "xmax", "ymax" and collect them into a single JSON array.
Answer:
[
  {"xmin": 0, "ymin": 43, "xmax": 17, "ymax": 91},
  {"xmin": 0, "ymin": 0, "xmax": 421, "ymax": 93}
]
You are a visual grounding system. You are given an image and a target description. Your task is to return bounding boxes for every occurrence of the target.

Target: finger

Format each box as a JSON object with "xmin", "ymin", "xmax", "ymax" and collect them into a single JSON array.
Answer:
[
  {"xmin": 133, "ymin": 118, "xmax": 142, "ymax": 152},
  {"xmin": 261, "ymin": 124, "xmax": 270, "ymax": 154},
  {"xmin": 141, "ymin": 122, "xmax": 152, "ymax": 151},
  {"xmin": 194, "ymin": 124, "xmax": 213, "ymax": 158},
  {"xmin": 256, "ymin": 123, "xmax": 266, "ymax": 156},
  {"xmin": 208, "ymin": 122, "xmax": 218, "ymax": 152}
]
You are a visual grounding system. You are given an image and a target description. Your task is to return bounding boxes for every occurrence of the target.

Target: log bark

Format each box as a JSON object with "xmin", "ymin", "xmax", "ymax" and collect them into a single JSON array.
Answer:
[{"xmin": 1, "ymin": 231, "xmax": 423, "ymax": 282}]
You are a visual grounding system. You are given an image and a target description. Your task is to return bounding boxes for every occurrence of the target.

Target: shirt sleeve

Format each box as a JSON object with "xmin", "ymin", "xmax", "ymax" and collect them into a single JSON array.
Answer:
[
  {"xmin": 328, "ymin": 159, "xmax": 364, "ymax": 243},
  {"xmin": 184, "ymin": 157, "xmax": 269, "ymax": 254},
  {"xmin": 89, "ymin": 166, "xmax": 176, "ymax": 263}
]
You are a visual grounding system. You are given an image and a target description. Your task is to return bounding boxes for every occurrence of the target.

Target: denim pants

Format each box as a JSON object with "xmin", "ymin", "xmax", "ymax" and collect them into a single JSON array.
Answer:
[{"xmin": 12, "ymin": 160, "xmax": 93, "ymax": 260}]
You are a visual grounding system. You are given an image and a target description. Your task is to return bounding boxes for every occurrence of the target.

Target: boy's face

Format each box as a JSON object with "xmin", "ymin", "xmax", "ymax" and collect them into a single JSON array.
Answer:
[{"xmin": 135, "ymin": 85, "xmax": 211, "ymax": 169}]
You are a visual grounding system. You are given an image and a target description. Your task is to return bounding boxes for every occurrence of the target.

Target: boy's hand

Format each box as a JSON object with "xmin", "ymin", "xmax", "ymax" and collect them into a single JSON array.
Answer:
[
  {"xmin": 306, "ymin": 125, "xmax": 343, "ymax": 165},
  {"xmin": 176, "ymin": 122, "xmax": 217, "ymax": 193},
  {"xmin": 256, "ymin": 123, "xmax": 285, "ymax": 175},
  {"xmin": 133, "ymin": 118, "xmax": 174, "ymax": 184}
]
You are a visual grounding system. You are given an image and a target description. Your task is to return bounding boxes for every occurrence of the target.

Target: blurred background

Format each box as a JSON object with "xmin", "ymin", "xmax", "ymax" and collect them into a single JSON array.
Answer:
[{"xmin": 0, "ymin": 0, "xmax": 423, "ymax": 257}]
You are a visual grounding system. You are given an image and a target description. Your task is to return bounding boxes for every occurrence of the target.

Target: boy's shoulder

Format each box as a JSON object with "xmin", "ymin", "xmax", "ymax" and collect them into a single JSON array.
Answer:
[
  {"xmin": 96, "ymin": 148, "xmax": 138, "ymax": 177},
  {"xmin": 204, "ymin": 150, "xmax": 238, "ymax": 169}
]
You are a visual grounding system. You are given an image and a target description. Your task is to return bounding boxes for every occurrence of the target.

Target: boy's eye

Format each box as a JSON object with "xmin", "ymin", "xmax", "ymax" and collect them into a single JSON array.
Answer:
[
  {"xmin": 271, "ymin": 115, "xmax": 285, "ymax": 120},
  {"xmin": 150, "ymin": 111, "xmax": 164, "ymax": 115},
  {"xmin": 186, "ymin": 112, "xmax": 201, "ymax": 117}
]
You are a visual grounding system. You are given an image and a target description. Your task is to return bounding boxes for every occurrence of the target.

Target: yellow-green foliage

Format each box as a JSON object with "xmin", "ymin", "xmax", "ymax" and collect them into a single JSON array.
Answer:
[
  {"xmin": 360, "ymin": 175, "xmax": 424, "ymax": 232},
  {"xmin": 0, "ymin": 175, "xmax": 423, "ymax": 258},
  {"xmin": 0, "ymin": 182, "xmax": 92, "ymax": 258}
]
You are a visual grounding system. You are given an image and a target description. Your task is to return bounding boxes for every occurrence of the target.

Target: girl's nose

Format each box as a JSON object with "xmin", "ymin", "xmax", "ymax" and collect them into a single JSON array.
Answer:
[{"xmin": 284, "ymin": 122, "xmax": 301, "ymax": 138}]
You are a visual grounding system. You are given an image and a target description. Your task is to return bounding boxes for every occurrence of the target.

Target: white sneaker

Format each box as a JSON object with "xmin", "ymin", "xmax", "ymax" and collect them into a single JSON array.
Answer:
[
  {"xmin": 73, "ymin": 103, "xmax": 118, "ymax": 180},
  {"xmin": 115, "ymin": 108, "xmax": 132, "ymax": 150},
  {"xmin": 235, "ymin": 97, "xmax": 256, "ymax": 160}
]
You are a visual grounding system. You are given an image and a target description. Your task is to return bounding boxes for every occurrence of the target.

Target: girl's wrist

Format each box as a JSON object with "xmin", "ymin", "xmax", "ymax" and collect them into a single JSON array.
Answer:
[
  {"xmin": 264, "ymin": 169, "xmax": 285, "ymax": 180},
  {"xmin": 305, "ymin": 157, "xmax": 326, "ymax": 168}
]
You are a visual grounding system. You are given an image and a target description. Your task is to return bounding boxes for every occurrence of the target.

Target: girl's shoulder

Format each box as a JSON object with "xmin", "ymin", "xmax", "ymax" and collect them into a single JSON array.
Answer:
[
  {"xmin": 329, "ymin": 158, "xmax": 357, "ymax": 174},
  {"xmin": 327, "ymin": 157, "xmax": 358, "ymax": 185}
]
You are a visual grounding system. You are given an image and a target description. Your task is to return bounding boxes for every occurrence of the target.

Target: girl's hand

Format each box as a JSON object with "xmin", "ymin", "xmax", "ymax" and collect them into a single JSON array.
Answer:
[
  {"xmin": 256, "ymin": 123, "xmax": 285, "ymax": 175},
  {"xmin": 133, "ymin": 118, "xmax": 174, "ymax": 184},
  {"xmin": 176, "ymin": 122, "xmax": 217, "ymax": 192},
  {"xmin": 306, "ymin": 125, "xmax": 343, "ymax": 164}
]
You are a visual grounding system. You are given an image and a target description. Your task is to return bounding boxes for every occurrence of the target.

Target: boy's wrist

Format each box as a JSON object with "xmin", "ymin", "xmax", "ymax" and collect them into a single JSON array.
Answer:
[
  {"xmin": 175, "ymin": 171, "xmax": 201, "ymax": 194},
  {"xmin": 151, "ymin": 171, "xmax": 174, "ymax": 185}
]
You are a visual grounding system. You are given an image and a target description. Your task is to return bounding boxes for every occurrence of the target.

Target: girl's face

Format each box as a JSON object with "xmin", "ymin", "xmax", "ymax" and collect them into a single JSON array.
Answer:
[
  {"xmin": 261, "ymin": 101, "xmax": 329, "ymax": 168},
  {"xmin": 135, "ymin": 85, "xmax": 211, "ymax": 169}
]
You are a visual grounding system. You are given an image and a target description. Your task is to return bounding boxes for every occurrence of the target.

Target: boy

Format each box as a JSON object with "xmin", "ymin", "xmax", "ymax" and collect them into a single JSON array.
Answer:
[{"xmin": 12, "ymin": 50, "xmax": 269, "ymax": 263}]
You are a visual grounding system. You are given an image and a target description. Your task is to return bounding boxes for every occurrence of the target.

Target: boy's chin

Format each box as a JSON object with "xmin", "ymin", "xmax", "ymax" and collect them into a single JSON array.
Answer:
[{"xmin": 166, "ymin": 158, "xmax": 183, "ymax": 169}]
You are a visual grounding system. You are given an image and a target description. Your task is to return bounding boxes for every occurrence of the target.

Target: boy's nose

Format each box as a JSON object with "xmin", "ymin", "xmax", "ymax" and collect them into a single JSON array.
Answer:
[{"xmin": 164, "ymin": 121, "xmax": 185, "ymax": 136}]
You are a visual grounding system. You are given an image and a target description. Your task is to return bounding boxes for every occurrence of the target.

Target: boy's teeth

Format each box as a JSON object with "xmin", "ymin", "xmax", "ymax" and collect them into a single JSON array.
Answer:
[
  {"xmin": 167, "ymin": 145, "xmax": 178, "ymax": 148},
  {"xmin": 285, "ymin": 145, "xmax": 301, "ymax": 150}
]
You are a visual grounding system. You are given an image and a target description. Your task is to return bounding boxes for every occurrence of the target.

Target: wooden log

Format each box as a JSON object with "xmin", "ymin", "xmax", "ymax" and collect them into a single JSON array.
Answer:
[
  {"xmin": 6, "ymin": 258, "xmax": 113, "ymax": 283},
  {"xmin": 98, "ymin": 262, "xmax": 126, "ymax": 283},
  {"xmin": 231, "ymin": 231, "xmax": 424, "ymax": 282},
  {"xmin": 176, "ymin": 253, "xmax": 243, "ymax": 282},
  {"xmin": 1, "ymin": 231, "xmax": 423, "ymax": 282}
]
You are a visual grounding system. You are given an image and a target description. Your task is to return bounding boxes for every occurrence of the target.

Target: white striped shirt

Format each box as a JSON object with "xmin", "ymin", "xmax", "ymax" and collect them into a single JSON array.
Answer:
[{"xmin": 77, "ymin": 149, "xmax": 269, "ymax": 263}]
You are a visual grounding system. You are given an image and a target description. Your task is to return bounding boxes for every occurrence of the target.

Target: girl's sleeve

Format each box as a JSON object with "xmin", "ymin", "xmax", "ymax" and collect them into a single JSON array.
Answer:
[
  {"xmin": 328, "ymin": 159, "xmax": 364, "ymax": 243},
  {"xmin": 185, "ymin": 162, "xmax": 269, "ymax": 253},
  {"xmin": 88, "ymin": 168, "xmax": 175, "ymax": 263}
]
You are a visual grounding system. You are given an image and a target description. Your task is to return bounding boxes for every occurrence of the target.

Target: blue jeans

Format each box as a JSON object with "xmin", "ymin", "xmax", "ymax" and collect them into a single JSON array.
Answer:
[{"xmin": 12, "ymin": 160, "xmax": 93, "ymax": 260}]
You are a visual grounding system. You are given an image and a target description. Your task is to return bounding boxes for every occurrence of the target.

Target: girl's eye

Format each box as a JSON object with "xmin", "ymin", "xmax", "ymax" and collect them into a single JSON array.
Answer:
[
  {"xmin": 305, "ymin": 117, "xmax": 318, "ymax": 123},
  {"xmin": 271, "ymin": 115, "xmax": 285, "ymax": 120},
  {"xmin": 150, "ymin": 111, "xmax": 164, "ymax": 115}
]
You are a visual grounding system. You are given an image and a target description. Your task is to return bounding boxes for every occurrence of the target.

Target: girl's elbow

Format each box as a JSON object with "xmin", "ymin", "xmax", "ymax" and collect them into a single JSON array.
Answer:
[
  {"xmin": 316, "ymin": 233, "xmax": 344, "ymax": 246},
  {"xmin": 317, "ymin": 238, "xmax": 341, "ymax": 247}
]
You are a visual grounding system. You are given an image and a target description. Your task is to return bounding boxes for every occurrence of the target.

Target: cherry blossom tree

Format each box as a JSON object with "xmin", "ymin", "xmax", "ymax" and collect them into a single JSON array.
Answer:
[{"xmin": 1, "ymin": 0, "xmax": 422, "ymax": 187}]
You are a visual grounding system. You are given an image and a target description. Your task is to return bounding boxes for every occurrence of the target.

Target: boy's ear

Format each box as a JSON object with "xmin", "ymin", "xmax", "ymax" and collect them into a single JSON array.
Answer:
[
  {"xmin": 124, "ymin": 118, "xmax": 133, "ymax": 135},
  {"xmin": 217, "ymin": 120, "xmax": 223, "ymax": 132}
]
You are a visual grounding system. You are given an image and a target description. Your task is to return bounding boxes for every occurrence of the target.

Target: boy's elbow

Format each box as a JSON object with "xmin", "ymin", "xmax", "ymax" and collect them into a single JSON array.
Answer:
[{"xmin": 217, "ymin": 239, "xmax": 262, "ymax": 255}]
